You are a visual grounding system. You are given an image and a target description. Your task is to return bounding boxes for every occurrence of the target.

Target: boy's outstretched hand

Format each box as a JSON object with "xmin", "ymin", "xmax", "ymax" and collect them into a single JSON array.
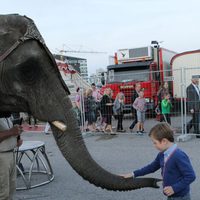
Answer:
[{"xmin": 119, "ymin": 173, "xmax": 133, "ymax": 178}]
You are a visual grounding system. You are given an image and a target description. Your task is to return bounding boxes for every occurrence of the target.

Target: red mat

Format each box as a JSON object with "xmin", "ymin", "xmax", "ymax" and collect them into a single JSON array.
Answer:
[{"xmin": 22, "ymin": 124, "xmax": 45, "ymax": 132}]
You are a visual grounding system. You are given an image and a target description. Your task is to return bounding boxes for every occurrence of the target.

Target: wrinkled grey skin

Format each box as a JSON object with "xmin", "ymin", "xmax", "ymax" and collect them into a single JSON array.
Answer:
[{"xmin": 0, "ymin": 14, "xmax": 160, "ymax": 191}]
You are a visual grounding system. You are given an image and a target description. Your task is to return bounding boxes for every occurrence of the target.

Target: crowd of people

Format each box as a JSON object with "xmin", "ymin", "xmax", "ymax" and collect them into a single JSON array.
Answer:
[
  {"xmin": 73, "ymin": 81, "xmax": 171, "ymax": 135},
  {"xmin": 72, "ymin": 74, "xmax": 200, "ymax": 138},
  {"xmin": 74, "ymin": 84, "xmax": 116, "ymax": 134},
  {"xmin": 73, "ymin": 82, "xmax": 151, "ymax": 134},
  {"xmin": 74, "ymin": 83, "xmax": 112, "ymax": 133}
]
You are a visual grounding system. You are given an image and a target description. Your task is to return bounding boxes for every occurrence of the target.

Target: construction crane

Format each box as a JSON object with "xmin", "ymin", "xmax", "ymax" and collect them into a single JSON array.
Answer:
[
  {"xmin": 57, "ymin": 44, "xmax": 107, "ymax": 55},
  {"xmin": 59, "ymin": 50, "xmax": 107, "ymax": 54}
]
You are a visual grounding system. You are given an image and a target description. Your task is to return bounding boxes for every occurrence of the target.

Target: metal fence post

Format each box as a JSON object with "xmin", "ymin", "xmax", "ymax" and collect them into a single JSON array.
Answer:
[{"xmin": 183, "ymin": 67, "xmax": 188, "ymax": 135}]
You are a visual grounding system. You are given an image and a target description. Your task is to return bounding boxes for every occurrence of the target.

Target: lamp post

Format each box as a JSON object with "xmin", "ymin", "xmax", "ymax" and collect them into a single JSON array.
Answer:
[
  {"xmin": 151, "ymin": 40, "xmax": 161, "ymax": 82},
  {"xmin": 151, "ymin": 40, "xmax": 160, "ymax": 71}
]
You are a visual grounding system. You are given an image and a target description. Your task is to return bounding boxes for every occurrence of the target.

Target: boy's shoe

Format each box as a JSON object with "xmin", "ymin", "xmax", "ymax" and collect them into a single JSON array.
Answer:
[
  {"xmin": 140, "ymin": 130, "xmax": 145, "ymax": 133},
  {"xmin": 137, "ymin": 131, "xmax": 143, "ymax": 135},
  {"xmin": 138, "ymin": 131, "xmax": 144, "ymax": 135}
]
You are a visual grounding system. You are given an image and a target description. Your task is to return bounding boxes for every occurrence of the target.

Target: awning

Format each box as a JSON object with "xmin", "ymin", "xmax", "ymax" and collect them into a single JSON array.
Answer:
[{"xmin": 107, "ymin": 60, "xmax": 153, "ymax": 70}]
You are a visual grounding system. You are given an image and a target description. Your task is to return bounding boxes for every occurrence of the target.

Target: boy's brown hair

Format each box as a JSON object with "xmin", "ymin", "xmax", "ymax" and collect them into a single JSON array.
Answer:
[{"xmin": 148, "ymin": 122, "xmax": 174, "ymax": 142}]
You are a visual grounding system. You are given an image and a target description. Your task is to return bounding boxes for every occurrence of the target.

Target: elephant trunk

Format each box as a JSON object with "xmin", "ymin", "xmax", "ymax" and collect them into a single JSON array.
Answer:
[{"xmin": 50, "ymin": 97, "xmax": 160, "ymax": 191}]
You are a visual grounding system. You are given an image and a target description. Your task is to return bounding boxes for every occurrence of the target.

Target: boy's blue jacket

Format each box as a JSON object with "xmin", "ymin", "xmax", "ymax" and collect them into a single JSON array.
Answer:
[{"xmin": 134, "ymin": 148, "xmax": 196, "ymax": 197}]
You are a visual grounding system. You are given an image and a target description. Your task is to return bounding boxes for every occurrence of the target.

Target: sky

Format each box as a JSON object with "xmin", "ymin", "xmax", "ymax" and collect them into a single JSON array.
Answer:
[{"xmin": 1, "ymin": 0, "xmax": 200, "ymax": 75}]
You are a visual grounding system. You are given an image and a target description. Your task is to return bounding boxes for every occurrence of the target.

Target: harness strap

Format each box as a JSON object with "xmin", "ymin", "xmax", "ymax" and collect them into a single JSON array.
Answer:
[{"xmin": 0, "ymin": 40, "xmax": 21, "ymax": 63}]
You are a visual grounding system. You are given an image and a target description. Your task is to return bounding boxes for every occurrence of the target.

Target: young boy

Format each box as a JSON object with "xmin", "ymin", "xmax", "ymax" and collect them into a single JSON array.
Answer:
[{"xmin": 122, "ymin": 123, "xmax": 196, "ymax": 200}]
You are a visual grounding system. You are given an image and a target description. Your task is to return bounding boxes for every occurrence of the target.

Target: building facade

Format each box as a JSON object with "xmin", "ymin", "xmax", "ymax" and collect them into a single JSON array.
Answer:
[{"xmin": 54, "ymin": 54, "xmax": 89, "ymax": 82}]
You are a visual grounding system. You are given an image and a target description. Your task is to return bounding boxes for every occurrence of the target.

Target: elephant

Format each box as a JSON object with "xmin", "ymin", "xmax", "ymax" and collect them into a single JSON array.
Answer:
[{"xmin": 0, "ymin": 14, "xmax": 160, "ymax": 191}]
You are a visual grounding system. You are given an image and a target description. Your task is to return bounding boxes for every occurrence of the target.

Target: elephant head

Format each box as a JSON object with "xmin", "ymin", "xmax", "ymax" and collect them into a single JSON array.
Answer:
[{"xmin": 0, "ymin": 14, "xmax": 160, "ymax": 191}]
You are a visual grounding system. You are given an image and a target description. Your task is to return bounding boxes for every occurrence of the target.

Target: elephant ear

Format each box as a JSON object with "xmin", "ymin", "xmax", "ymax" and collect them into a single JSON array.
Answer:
[{"xmin": 40, "ymin": 45, "xmax": 71, "ymax": 95}]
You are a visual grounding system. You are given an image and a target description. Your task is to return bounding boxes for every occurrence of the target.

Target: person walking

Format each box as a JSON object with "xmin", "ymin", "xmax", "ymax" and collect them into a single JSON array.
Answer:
[
  {"xmin": 75, "ymin": 87, "xmax": 81, "ymax": 109},
  {"xmin": 132, "ymin": 89, "xmax": 146, "ymax": 134},
  {"xmin": 121, "ymin": 122, "xmax": 196, "ymax": 200},
  {"xmin": 91, "ymin": 83, "xmax": 102, "ymax": 103},
  {"xmin": 157, "ymin": 82, "xmax": 170, "ymax": 122},
  {"xmin": 91, "ymin": 83, "xmax": 102, "ymax": 124},
  {"xmin": 161, "ymin": 93, "xmax": 173, "ymax": 125},
  {"xmin": 84, "ymin": 88, "xmax": 97, "ymax": 132},
  {"xmin": 186, "ymin": 75, "xmax": 200, "ymax": 138},
  {"xmin": 157, "ymin": 82, "xmax": 169, "ymax": 102},
  {"xmin": 28, "ymin": 113, "xmax": 37, "ymax": 128},
  {"xmin": 113, "ymin": 92, "xmax": 125, "ymax": 132},
  {"xmin": 44, "ymin": 122, "xmax": 51, "ymax": 134},
  {"xmin": 100, "ymin": 88, "xmax": 113, "ymax": 133},
  {"xmin": 129, "ymin": 82, "xmax": 141, "ymax": 131}
]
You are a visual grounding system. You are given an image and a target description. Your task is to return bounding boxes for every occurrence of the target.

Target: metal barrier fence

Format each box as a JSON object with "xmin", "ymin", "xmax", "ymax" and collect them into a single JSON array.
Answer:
[{"xmin": 70, "ymin": 67, "xmax": 200, "ymax": 140}]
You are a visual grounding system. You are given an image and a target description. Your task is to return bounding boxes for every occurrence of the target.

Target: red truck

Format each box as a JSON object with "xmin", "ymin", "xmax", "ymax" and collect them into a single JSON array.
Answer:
[{"xmin": 101, "ymin": 46, "xmax": 176, "ymax": 114}]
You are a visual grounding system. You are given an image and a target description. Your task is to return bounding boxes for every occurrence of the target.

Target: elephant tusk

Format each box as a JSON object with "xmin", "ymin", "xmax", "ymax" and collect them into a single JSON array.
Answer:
[{"xmin": 52, "ymin": 121, "xmax": 67, "ymax": 132}]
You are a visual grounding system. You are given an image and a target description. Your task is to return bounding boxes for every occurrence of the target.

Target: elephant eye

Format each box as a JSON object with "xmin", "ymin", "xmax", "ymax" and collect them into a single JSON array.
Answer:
[{"xmin": 16, "ymin": 60, "xmax": 42, "ymax": 86}]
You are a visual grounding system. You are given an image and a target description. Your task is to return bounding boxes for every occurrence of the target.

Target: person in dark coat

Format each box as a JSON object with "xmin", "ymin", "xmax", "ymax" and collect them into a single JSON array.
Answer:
[
  {"xmin": 129, "ymin": 82, "xmax": 141, "ymax": 131},
  {"xmin": 100, "ymin": 88, "xmax": 113, "ymax": 133},
  {"xmin": 186, "ymin": 75, "xmax": 200, "ymax": 138},
  {"xmin": 84, "ymin": 88, "xmax": 97, "ymax": 132}
]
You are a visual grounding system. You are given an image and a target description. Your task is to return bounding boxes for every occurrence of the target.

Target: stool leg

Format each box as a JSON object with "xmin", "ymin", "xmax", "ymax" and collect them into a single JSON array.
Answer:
[
  {"xmin": 40, "ymin": 146, "xmax": 54, "ymax": 178},
  {"xmin": 16, "ymin": 164, "xmax": 30, "ymax": 189},
  {"xmin": 31, "ymin": 150, "xmax": 40, "ymax": 171},
  {"xmin": 28, "ymin": 149, "xmax": 40, "ymax": 186}
]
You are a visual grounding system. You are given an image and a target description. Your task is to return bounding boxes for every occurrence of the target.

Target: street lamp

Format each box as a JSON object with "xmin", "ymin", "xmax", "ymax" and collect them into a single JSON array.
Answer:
[
  {"xmin": 151, "ymin": 40, "xmax": 160, "ymax": 72},
  {"xmin": 151, "ymin": 40, "xmax": 161, "ymax": 82}
]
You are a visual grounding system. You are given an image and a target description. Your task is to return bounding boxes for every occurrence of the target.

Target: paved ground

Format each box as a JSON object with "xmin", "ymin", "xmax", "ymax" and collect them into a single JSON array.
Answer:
[{"xmin": 14, "ymin": 118, "xmax": 199, "ymax": 200}]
